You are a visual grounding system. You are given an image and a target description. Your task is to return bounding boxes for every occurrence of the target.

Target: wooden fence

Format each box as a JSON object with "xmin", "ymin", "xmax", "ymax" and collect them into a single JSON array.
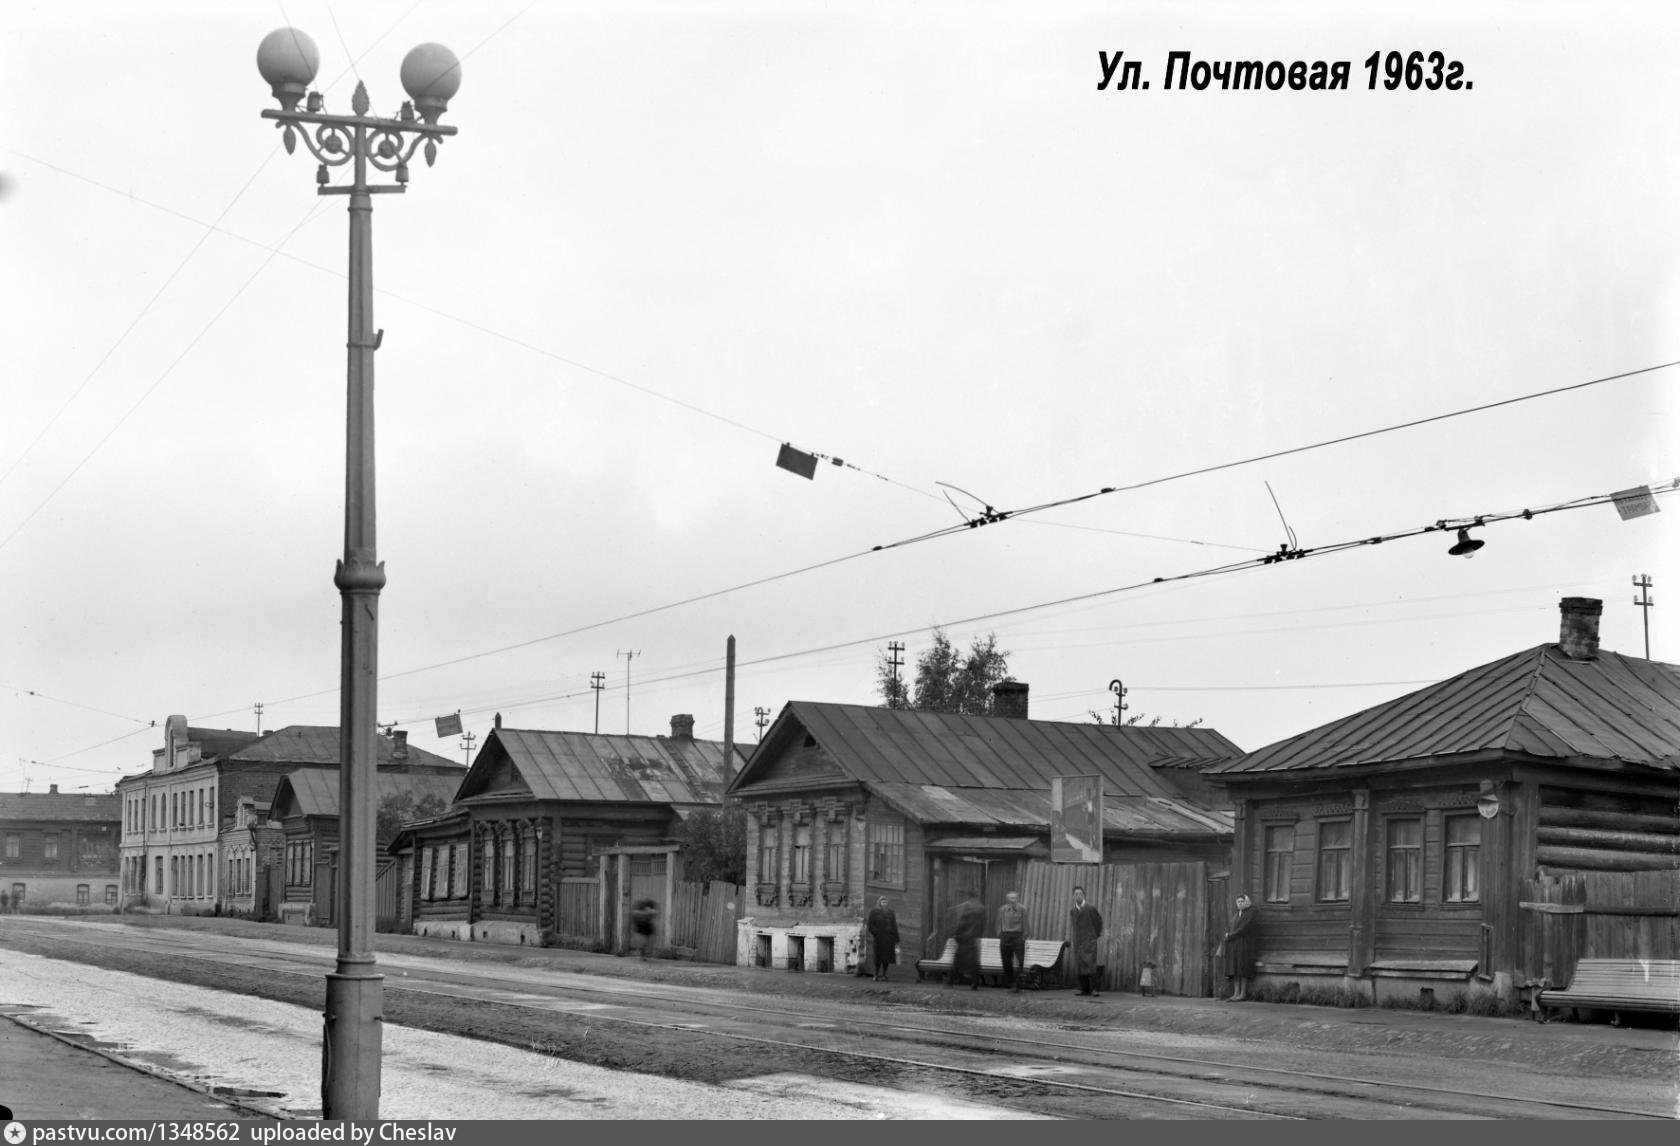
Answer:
[
  {"xmin": 1581, "ymin": 869, "xmax": 1680, "ymax": 962},
  {"xmin": 1520, "ymin": 873, "xmax": 1585, "ymax": 987},
  {"xmin": 375, "ymin": 858, "xmax": 401, "ymax": 931},
  {"xmin": 1015, "ymin": 860, "xmax": 1212, "ymax": 996},
  {"xmin": 670, "ymin": 880, "xmax": 745, "ymax": 964},
  {"xmin": 556, "ymin": 877, "xmax": 600, "ymax": 942}
]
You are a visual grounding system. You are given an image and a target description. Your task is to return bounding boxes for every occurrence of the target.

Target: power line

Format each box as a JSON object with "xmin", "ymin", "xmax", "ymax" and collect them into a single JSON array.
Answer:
[
  {"xmin": 0, "ymin": 200, "xmax": 333, "ymax": 554},
  {"xmin": 364, "ymin": 479, "xmax": 1670, "ymax": 731},
  {"xmin": 0, "ymin": 3, "xmax": 422, "ymax": 494},
  {"xmin": 864, "ymin": 361, "xmax": 1680, "ymax": 554}
]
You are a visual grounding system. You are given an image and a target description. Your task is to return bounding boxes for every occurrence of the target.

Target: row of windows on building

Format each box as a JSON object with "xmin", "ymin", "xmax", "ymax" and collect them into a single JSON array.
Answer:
[
  {"xmin": 3, "ymin": 832, "xmax": 109, "ymax": 863},
  {"xmin": 2, "ymin": 883, "xmax": 117, "ymax": 906},
  {"xmin": 1260, "ymin": 814, "xmax": 1481, "ymax": 906},
  {"xmin": 416, "ymin": 829, "xmax": 540, "ymax": 906},
  {"xmin": 120, "ymin": 852, "xmax": 221, "ymax": 897},
  {"xmin": 757, "ymin": 817, "xmax": 906, "ymax": 888},
  {"xmin": 124, "ymin": 785, "xmax": 218, "ymax": 834}
]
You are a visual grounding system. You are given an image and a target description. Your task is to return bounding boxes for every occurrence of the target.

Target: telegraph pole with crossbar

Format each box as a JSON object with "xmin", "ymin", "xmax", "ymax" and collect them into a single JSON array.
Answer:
[
  {"xmin": 754, "ymin": 706, "xmax": 771, "ymax": 742},
  {"xmin": 590, "ymin": 671, "xmax": 606, "ymax": 734},
  {"xmin": 886, "ymin": 640, "xmax": 906, "ymax": 708},
  {"xmin": 1633, "ymin": 574, "xmax": 1655, "ymax": 659},
  {"xmin": 459, "ymin": 730, "xmax": 476, "ymax": 765}
]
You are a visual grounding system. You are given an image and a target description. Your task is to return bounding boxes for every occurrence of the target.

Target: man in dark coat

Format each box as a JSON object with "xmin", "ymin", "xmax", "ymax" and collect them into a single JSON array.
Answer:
[
  {"xmin": 1069, "ymin": 884, "xmax": 1104, "ymax": 997},
  {"xmin": 949, "ymin": 889, "xmax": 987, "ymax": 989},
  {"xmin": 866, "ymin": 896, "xmax": 900, "ymax": 981}
]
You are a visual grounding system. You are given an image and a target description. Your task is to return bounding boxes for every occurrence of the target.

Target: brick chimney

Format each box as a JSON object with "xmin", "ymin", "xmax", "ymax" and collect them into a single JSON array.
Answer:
[
  {"xmin": 391, "ymin": 729, "xmax": 409, "ymax": 760},
  {"xmin": 49, "ymin": 783, "xmax": 59, "ymax": 795},
  {"xmin": 670, "ymin": 714, "xmax": 695, "ymax": 740},
  {"xmin": 991, "ymin": 680, "xmax": 1030, "ymax": 719},
  {"xmin": 1558, "ymin": 597, "xmax": 1603, "ymax": 660}
]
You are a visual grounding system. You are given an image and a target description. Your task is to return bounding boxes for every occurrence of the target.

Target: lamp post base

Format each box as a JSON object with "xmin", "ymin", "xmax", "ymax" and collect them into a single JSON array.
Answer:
[{"xmin": 322, "ymin": 968, "xmax": 384, "ymax": 1120}]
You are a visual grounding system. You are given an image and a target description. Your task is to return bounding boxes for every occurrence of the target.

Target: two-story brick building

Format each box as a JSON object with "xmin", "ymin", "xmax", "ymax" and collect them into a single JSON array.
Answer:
[
  {"xmin": 116, "ymin": 717, "xmax": 459, "ymax": 913},
  {"xmin": 1, "ymin": 785, "xmax": 121, "ymax": 911}
]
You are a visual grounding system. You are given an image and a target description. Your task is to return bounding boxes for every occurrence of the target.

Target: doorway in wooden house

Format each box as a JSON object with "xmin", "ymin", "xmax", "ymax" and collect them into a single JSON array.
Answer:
[{"xmin": 627, "ymin": 852, "xmax": 668, "ymax": 948}]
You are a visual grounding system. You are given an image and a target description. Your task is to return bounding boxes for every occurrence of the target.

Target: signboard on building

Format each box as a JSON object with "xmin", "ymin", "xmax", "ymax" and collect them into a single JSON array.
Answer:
[{"xmin": 1050, "ymin": 774, "xmax": 1103, "ymax": 864}]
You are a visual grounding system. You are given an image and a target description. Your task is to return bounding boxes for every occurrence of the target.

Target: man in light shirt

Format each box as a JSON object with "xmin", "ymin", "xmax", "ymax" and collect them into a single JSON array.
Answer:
[{"xmin": 997, "ymin": 890, "xmax": 1029, "ymax": 993}]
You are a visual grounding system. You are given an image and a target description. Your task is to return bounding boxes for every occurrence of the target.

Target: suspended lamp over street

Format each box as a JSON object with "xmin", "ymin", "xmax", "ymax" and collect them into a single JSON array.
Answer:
[
  {"xmin": 1447, "ymin": 527, "xmax": 1485, "ymax": 558},
  {"xmin": 255, "ymin": 27, "xmax": 462, "ymax": 1122}
]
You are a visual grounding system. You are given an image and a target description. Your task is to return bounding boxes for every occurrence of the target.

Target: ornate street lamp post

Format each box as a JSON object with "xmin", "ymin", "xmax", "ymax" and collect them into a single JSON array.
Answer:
[{"xmin": 255, "ymin": 27, "xmax": 461, "ymax": 1121}]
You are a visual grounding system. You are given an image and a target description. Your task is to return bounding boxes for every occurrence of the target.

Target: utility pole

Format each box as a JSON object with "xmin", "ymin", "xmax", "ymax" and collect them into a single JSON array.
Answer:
[
  {"xmin": 459, "ymin": 730, "xmax": 476, "ymax": 765},
  {"xmin": 886, "ymin": 640, "xmax": 906, "ymax": 708},
  {"xmin": 589, "ymin": 671, "xmax": 606, "ymax": 734},
  {"xmin": 617, "ymin": 650, "xmax": 641, "ymax": 733},
  {"xmin": 1633, "ymin": 574, "xmax": 1655, "ymax": 659},
  {"xmin": 754, "ymin": 706, "xmax": 771, "ymax": 742},
  {"xmin": 1109, "ymin": 679, "xmax": 1128, "ymax": 726},
  {"xmin": 723, "ymin": 636, "xmax": 737, "ymax": 779},
  {"xmin": 253, "ymin": 702, "xmax": 264, "ymax": 735}
]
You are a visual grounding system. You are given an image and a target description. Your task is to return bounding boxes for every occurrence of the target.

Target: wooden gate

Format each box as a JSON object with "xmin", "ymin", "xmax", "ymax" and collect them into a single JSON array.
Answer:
[{"xmin": 375, "ymin": 859, "xmax": 400, "ymax": 931}]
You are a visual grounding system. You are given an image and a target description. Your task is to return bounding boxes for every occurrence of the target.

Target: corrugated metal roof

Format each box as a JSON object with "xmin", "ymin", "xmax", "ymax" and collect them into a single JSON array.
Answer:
[
  {"xmin": 229, "ymin": 726, "xmax": 463, "ymax": 772},
  {"xmin": 272, "ymin": 770, "xmax": 465, "ymax": 819},
  {"xmin": 780, "ymin": 702, "xmax": 1241, "ymax": 796},
  {"xmin": 462, "ymin": 728, "xmax": 745, "ymax": 806},
  {"xmin": 0, "ymin": 792, "xmax": 121, "ymax": 822},
  {"xmin": 1212, "ymin": 645, "xmax": 1680, "ymax": 775}
]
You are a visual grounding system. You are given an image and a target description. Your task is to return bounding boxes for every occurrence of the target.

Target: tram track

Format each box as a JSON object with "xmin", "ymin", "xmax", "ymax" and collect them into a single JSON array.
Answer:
[{"xmin": 2, "ymin": 918, "xmax": 1671, "ymax": 1120}]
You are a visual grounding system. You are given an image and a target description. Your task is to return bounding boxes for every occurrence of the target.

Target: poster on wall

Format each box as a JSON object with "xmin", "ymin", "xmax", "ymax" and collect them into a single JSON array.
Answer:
[{"xmin": 1051, "ymin": 775, "xmax": 1103, "ymax": 864}]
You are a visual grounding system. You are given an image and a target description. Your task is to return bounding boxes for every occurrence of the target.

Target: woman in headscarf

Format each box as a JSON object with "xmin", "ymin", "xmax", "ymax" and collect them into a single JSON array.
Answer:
[
  {"xmin": 1221, "ymin": 891, "xmax": 1258, "ymax": 1001},
  {"xmin": 866, "ymin": 896, "xmax": 900, "ymax": 981}
]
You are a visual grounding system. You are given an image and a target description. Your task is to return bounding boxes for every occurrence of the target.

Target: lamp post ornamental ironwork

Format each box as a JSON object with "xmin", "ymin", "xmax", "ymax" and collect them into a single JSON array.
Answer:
[{"xmin": 255, "ymin": 26, "xmax": 461, "ymax": 1121}]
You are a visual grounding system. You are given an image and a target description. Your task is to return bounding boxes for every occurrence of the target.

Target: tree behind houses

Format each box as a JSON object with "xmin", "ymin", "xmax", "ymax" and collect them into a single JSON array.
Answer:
[
  {"xmin": 675, "ymin": 804, "xmax": 748, "ymax": 885},
  {"xmin": 376, "ymin": 790, "xmax": 451, "ymax": 846},
  {"xmin": 876, "ymin": 628, "xmax": 1012, "ymax": 715}
]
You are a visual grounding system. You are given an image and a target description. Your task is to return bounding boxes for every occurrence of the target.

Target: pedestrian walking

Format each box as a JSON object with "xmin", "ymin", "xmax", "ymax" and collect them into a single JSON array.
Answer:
[
  {"xmin": 948, "ymin": 888, "xmax": 987, "ymax": 989},
  {"xmin": 631, "ymin": 898, "xmax": 659, "ymax": 960},
  {"xmin": 866, "ymin": 895, "xmax": 900, "ymax": 981},
  {"xmin": 0, "ymin": 890, "xmax": 9, "ymax": 914},
  {"xmin": 1069, "ymin": 885, "xmax": 1104, "ymax": 997},
  {"xmin": 1219, "ymin": 891, "xmax": 1259, "ymax": 1001},
  {"xmin": 997, "ymin": 890, "xmax": 1029, "ymax": 992}
]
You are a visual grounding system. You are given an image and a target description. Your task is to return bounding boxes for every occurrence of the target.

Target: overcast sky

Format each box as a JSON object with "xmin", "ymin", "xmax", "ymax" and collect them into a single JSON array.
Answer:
[{"xmin": 3, "ymin": 1, "xmax": 1675, "ymax": 794}]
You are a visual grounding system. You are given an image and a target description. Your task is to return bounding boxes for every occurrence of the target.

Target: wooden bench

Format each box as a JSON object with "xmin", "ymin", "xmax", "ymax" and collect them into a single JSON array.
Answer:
[
  {"xmin": 916, "ymin": 938, "xmax": 1069, "ymax": 987},
  {"xmin": 1536, "ymin": 959, "xmax": 1680, "ymax": 1026}
]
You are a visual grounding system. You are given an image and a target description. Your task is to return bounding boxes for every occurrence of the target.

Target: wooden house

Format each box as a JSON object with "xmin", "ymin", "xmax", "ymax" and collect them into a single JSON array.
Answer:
[
  {"xmin": 1204, "ymin": 597, "xmax": 1680, "ymax": 1006},
  {"xmin": 389, "ymin": 714, "xmax": 746, "ymax": 950},
  {"xmin": 726, "ymin": 686, "xmax": 1242, "ymax": 992},
  {"xmin": 270, "ymin": 768, "xmax": 465, "ymax": 926}
]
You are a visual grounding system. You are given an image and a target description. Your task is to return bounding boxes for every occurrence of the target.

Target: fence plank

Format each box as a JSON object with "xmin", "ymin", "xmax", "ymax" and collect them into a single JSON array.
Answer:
[{"xmin": 557, "ymin": 877, "xmax": 599, "ymax": 941}]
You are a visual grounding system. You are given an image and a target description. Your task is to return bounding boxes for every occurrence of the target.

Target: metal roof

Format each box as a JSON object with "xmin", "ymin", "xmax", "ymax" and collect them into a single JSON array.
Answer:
[
  {"xmin": 229, "ymin": 726, "xmax": 463, "ymax": 772},
  {"xmin": 767, "ymin": 701, "xmax": 1241, "ymax": 796},
  {"xmin": 458, "ymin": 728, "xmax": 746, "ymax": 806},
  {"xmin": 1211, "ymin": 645, "xmax": 1680, "ymax": 776},
  {"xmin": 868, "ymin": 782, "xmax": 1233, "ymax": 836},
  {"xmin": 271, "ymin": 770, "xmax": 466, "ymax": 820},
  {"xmin": 0, "ymin": 791, "xmax": 121, "ymax": 822}
]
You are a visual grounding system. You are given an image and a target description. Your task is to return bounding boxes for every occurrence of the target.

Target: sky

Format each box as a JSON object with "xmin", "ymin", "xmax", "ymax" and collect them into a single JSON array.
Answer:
[{"xmin": 2, "ymin": 0, "xmax": 1675, "ymax": 795}]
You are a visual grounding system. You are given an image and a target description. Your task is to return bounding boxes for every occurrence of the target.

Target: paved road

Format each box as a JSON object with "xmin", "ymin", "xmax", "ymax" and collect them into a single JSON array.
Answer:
[{"xmin": 2, "ymin": 917, "xmax": 1674, "ymax": 1120}]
